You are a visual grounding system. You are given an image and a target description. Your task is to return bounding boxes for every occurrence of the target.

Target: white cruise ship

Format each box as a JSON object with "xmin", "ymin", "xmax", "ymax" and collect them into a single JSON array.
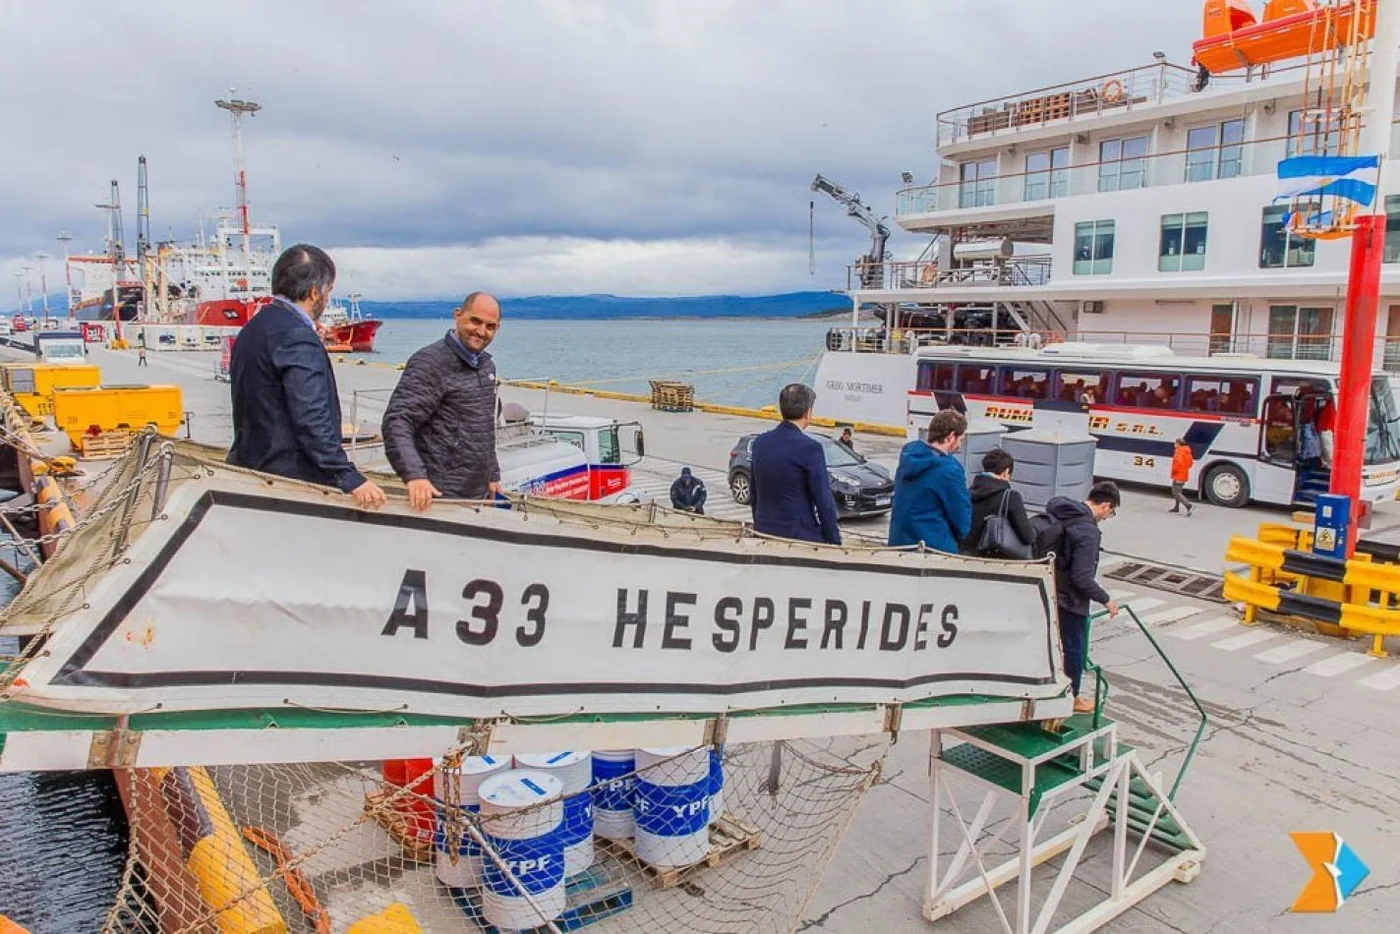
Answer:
[{"xmin": 814, "ymin": 2, "xmax": 1400, "ymax": 431}]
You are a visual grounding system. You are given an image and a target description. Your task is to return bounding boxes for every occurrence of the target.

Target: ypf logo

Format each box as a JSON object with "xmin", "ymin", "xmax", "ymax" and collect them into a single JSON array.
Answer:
[{"xmin": 1290, "ymin": 831, "xmax": 1369, "ymax": 912}]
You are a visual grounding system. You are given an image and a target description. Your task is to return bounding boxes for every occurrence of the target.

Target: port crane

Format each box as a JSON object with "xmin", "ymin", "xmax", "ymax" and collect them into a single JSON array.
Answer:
[{"xmin": 810, "ymin": 174, "xmax": 890, "ymax": 289}]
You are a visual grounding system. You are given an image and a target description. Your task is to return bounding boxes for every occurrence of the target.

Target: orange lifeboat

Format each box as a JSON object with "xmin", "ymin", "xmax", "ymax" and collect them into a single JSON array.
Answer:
[{"xmin": 1193, "ymin": 0, "xmax": 1376, "ymax": 75}]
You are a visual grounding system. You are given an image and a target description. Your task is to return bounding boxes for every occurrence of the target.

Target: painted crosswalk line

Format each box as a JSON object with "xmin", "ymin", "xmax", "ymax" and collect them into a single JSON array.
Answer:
[
  {"xmin": 1213, "ymin": 629, "xmax": 1280, "ymax": 652},
  {"xmin": 1253, "ymin": 639, "xmax": 1329, "ymax": 665},
  {"xmin": 1107, "ymin": 588, "xmax": 1136, "ymax": 601},
  {"xmin": 1139, "ymin": 606, "xmax": 1200, "ymax": 627},
  {"xmin": 1358, "ymin": 664, "xmax": 1400, "ymax": 692},
  {"xmin": 1164, "ymin": 615, "xmax": 1237, "ymax": 640},
  {"xmin": 1121, "ymin": 597, "xmax": 1166, "ymax": 615},
  {"xmin": 1302, "ymin": 653, "xmax": 1380, "ymax": 678}
]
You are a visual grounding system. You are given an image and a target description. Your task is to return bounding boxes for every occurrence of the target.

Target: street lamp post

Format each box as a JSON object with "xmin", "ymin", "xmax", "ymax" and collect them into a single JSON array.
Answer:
[
  {"xmin": 34, "ymin": 252, "xmax": 50, "ymax": 326},
  {"xmin": 56, "ymin": 232, "xmax": 74, "ymax": 319}
]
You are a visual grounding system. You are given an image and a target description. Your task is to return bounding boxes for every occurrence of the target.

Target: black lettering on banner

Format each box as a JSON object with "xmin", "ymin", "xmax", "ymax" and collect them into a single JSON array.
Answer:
[
  {"xmin": 614, "ymin": 589, "xmax": 649, "ymax": 649},
  {"xmin": 857, "ymin": 600, "xmax": 872, "ymax": 650},
  {"xmin": 938, "ymin": 605, "xmax": 960, "ymax": 648},
  {"xmin": 821, "ymin": 600, "xmax": 848, "ymax": 649},
  {"xmin": 517, "ymin": 583, "xmax": 550, "ymax": 647},
  {"xmin": 785, "ymin": 597, "xmax": 812, "ymax": 650},
  {"xmin": 382, "ymin": 569, "xmax": 429, "ymax": 639},
  {"xmin": 456, "ymin": 579, "xmax": 503, "ymax": 645},
  {"xmin": 713, "ymin": 597, "xmax": 742, "ymax": 653},
  {"xmin": 914, "ymin": 603, "xmax": 933, "ymax": 651},
  {"xmin": 662, "ymin": 592, "xmax": 697, "ymax": 650},
  {"xmin": 879, "ymin": 603, "xmax": 910, "ymax": 651},
  {"xmin": 749, "ymin": 597, "xmax": 775, "ymax": 651}
]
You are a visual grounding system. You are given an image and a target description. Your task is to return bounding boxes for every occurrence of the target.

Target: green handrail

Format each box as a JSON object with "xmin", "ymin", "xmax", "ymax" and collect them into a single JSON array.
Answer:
[{"xmin": 1087, "ymin": 604, "xmax": 1208, "ymax": 801}]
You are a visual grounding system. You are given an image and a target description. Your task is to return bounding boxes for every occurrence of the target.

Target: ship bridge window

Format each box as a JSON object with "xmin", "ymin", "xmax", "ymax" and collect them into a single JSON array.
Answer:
[
  {"xmin": 1260, "ymin": 206, "xmax": 1317, "ymax": 268},
  {"xmin": 1159, "ymin": 212, "xmax": 1208, "ymax": 272},
  {"xmin": 1055, "ymin": 370, "xmax": 1108, "ymax": 405},
  {"xmin": 1186, "ymin": 374, "xmax": 1258, "ymax": 416},
  {"xmin": 959, "ymin": 159, "xmax": 998, "ymax": 208},
  {"xmin": 1024, "ymin": 147, "xmax": 1069, "ymax": 201},
  {"xmin": 999, "ymin": 367, "xmax": 1049, "ymax": 400},
  {"xmin": 955, "ymin": 365, "xmax": 998, "ymax": 396},
  {"xmin": 1384, "ymin": 195, "xmax": 1400, "ymax": 263},
  {"xmin": 1097, "ymin": 136, "xmax": 1148, "ymax": 192},
  {"xmin": 1073, "ymin": 220, "xmax": 1115, "ymax": 275},
  {"xmin": 1185, "ymin": 120, "xmax": 1244, "ymax": 182},
  {"xmin": 1116, "ymin": 372, "xmax": 1182, "ymax": 409}
]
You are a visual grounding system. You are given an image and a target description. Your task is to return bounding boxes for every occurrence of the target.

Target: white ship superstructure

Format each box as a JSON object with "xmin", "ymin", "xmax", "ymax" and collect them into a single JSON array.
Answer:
[{"xmin": 816, "ymin": 30, "xmax": 1400, "ymax": 428}]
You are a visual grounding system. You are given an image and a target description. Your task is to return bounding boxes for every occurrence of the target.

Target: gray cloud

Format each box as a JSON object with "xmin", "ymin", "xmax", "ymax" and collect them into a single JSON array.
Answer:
[{"xmin": 0, "ymin": 0, "xmax": 1195, "ymax": 298}]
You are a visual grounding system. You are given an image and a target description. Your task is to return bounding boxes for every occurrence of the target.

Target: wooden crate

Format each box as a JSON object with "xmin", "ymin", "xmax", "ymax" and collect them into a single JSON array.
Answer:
[
  {"xmin": 649, "ymin": 380, "xmax": 695, "ymax": 413},
  {"xmin": 594, "ymin": 814, "xmax": 761, "ymax": 889},
  {"xmin": 80, "ymin": 431, "xmax": 134, "ymax": 459}
]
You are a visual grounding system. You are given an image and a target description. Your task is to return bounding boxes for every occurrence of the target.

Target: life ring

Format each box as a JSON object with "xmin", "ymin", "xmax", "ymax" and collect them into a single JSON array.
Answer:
[
  {"xmin": 919, "ymin": 263, "xmax": 938, "ymax": 285},
  {"xmin": 1101, "ymin": 78, "xmax": 1125, "ymax": 104}
]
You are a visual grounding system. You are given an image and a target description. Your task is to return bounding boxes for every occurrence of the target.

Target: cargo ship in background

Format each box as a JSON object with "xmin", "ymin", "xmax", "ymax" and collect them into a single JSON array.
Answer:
[{"xmin": 57, "ymin": 93, "xmax": 380, "ymax": 352}]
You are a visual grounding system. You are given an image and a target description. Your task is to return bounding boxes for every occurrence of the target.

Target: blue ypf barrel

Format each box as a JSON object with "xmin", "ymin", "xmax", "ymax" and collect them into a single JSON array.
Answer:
[
  {"xmin": 433, "ymin": 754, "xmax": 511, "ymax": 889},
  {"xmin": 514, "ymin": 751, "xmax": 595, "ymax": 877},
  {"xmin": 479, "ymin": 770, "xmax": 566, "ymax": 929},
  {"xmin": 590, "ymin": 750, "xmax": 636, "ymax": 841},
  {"xmin": 634, "ymin": 747, "xmax": 710, "ymax": 867},
  {"xmin": 708, "ymin": 745, "xmax": 725, "ymax": 826}
]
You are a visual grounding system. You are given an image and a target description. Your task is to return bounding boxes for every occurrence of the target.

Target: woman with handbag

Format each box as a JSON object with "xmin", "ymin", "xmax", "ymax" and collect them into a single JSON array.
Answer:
[{"xmin": 961, "ymin": 448, "xmax": 1035, "ymax": 559}]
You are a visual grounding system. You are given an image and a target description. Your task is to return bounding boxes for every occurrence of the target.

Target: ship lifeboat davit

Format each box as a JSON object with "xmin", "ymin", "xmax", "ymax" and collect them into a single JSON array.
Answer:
[{"xmin": 1193, "ymin": 0, "xmax": 1376, "ymax": 75}]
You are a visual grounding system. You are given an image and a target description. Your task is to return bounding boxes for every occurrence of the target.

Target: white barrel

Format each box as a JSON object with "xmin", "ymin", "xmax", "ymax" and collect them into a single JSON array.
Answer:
[
  {"xmin": 479, "ymin": 770, "xmax": 566, "ymax": 929},
  {"xmin": 434, "ymin": 754, "xmax": 512, "ymax": 889},
  {"xmin": 590, "ymin": 750, "xmax": 636, "ymax": 841},
  {"xmin": 633, "ymin": 747, "xmax": 710, "ymax": 868},
  {"xmin": 708, "ymin": 745, "xmax": 725, "ymax": 826},
  {"xmin": 515, "ymin": 752, "xmax": 595, "ymax": 877}
]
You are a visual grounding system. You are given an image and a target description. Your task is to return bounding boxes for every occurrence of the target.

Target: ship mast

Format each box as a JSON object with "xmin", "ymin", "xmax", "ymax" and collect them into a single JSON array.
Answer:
[{"xmin": 215, "ymin": 90, "xmax": 261, "ymax": 284}]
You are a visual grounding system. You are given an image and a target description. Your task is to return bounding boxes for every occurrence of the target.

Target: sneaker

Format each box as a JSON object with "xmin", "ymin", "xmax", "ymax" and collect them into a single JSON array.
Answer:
[
  {"xmin": 1186, "ymin": 507, "xmax": 1194, "ymax": 517},
  {"xmin": 1168, "ymin": 507, "xmax": 1179, "ymax": 513}
]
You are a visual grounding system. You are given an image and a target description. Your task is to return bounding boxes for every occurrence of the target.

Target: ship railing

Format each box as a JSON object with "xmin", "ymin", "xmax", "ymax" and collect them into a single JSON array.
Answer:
[
  {"xmin": 933, "ymin": 58, "xmax": 1324, "ymax": 147},
  {"xmin": 898, "ymin": 130, "xmax": 1313, "ymax": 219},
  {"xmin": 846, "ymin": 255, "xmax": 1050, "ymax": 292}
]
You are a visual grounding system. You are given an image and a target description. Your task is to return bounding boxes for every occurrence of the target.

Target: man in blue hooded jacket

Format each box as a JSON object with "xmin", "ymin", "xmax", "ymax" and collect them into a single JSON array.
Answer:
[{"xmin": 888, "ymin": 409, "xmax": 971, "ymax": 552}]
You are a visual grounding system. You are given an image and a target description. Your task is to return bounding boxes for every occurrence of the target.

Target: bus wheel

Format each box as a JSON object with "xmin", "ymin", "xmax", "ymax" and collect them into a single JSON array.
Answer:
[{"xmin": 1202, "ymin": 463, "xmax": 1249, "ymax": 508}]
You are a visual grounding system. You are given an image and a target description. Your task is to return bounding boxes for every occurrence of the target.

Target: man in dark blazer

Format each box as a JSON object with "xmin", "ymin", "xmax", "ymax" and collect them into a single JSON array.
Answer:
[
  {"xmin": 227, "ymin": 244, "xmax": 386, "ymax": 509},
  {"xmin": 749, "ymin": 383, "xmax": 841, "ymax": 545}
]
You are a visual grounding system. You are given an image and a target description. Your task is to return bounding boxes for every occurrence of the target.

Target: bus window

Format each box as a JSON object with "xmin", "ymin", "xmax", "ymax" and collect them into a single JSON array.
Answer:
[
  {"xmin": 1000, "ymin": 367, "xmax": 1050, "ymax": 400},
  {"xmin": 956, "ymin": 365, "xmax": 998, "ymax": 395},
  {"xmin": 916, "ymin": 361, "xmax": 935, "ymax": 392},
  {"xmin": 935, "ymin": 363, "xmax": 956, "ymax": 392},
  {"xmin": 1117, "ymin": 372, "xmax": 1182, "ymax": 409},
  {"xmin": 1055, "ymin": 370, "xmax": 1108, "ymax": 404},
  {"xmin": 1186, "ymin": 374, "xmax": 1258, "ymax": 415}
]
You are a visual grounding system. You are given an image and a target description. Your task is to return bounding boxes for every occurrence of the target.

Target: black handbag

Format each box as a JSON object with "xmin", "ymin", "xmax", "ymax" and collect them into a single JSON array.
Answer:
[{"xmin": 977, "ymin": 489, "xmax": 1032, "ymax": 560}]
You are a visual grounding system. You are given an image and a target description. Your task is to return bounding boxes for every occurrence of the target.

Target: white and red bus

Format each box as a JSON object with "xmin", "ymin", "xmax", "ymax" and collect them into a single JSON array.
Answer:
[{"xmin": 906, "ymin": 343, "xmax": 1400, "ymax": 508}]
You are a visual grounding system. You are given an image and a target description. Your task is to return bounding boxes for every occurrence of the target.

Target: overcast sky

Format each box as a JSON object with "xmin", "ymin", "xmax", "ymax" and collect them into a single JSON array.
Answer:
[{"xmin": 0, "ymin": 1, "xmax": 1196, "ymax": 301}]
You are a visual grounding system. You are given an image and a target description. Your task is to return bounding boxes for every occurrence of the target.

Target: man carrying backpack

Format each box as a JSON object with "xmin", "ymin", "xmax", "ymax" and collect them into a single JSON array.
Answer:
[{"xmin": 1039, "ymin": 481, "xmax": 1121, "ymax": 714}]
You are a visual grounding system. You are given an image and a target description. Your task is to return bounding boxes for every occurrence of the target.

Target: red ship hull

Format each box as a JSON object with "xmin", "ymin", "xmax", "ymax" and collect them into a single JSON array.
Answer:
[
  {"xmin": 322, "ymin": 318, "xmax": 382, "ymax": 352},
  {"xmin": 194, "ymin": 297, "xmax": 272, "ymax": 327}
]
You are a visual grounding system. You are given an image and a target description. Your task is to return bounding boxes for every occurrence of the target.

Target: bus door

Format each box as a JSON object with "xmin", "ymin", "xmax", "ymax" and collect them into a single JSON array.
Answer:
[{"xmin": 1257, "ymin": 389, "xmax": 1328, "ymax": 503}]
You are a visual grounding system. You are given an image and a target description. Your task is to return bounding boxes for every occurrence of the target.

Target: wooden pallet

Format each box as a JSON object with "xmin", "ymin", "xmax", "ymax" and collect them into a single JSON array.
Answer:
[
  {"xmin": 447, "ymin": 857, "xmax": 634, "ymax": 932},
  {"xmin": 362, "ymin": 789, "xmax": 433, "ymax": 863},
  {"xmin": 593, "ymin": 814, "xmax": 761, "ymax": 889},
  {"xmin": 80, "ymin": 432, "xmax": 133, "ymax": 459},
  {"xmin": 648, "ymin": 380, "xmax": 695, "ymax": 413}
]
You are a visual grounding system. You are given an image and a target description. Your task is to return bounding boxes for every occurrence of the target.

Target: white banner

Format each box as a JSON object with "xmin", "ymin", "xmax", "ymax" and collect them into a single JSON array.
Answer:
[{"xmin": 13, "ymin": 471, "xmax": 1065, "ymax": 719}]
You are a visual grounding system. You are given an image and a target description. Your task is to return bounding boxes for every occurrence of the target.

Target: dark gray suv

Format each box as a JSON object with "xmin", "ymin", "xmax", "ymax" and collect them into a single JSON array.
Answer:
[{"xmin": 727, "ymin": 431, "xmax": 894, "ymax": 517}]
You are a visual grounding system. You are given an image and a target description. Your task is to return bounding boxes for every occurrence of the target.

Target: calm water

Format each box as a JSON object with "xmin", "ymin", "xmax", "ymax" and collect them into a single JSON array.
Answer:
[
  {"xmin": 371, "ymin": 317, "xmax": 837, "ymax": 409},
  {"xmin": 0, "ymin": 315, "xmax": 837, "ymax": 931}
]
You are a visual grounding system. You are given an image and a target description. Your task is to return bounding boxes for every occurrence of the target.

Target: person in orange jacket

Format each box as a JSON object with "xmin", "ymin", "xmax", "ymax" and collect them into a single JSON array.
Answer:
[{"xmin": 1169, "ymin": 438, "xmax": 1194, "ymax": 516}]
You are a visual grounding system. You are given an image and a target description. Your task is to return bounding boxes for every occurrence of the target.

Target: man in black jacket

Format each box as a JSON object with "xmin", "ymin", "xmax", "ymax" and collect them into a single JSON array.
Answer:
[
  {"xmin": 1044, "ymin": 481, "xmax": 1121, "ymax": 713},
  {"xmin": 227, "ymin": 244, "xmax": 385, "ymax": 509},
  {"xmin": 383, "ymin": 292, "xmax": 502, "ymax": 510},
  {"xmin": 961, "ymin": 447, "xmax": 1034, "ymax": 556}
]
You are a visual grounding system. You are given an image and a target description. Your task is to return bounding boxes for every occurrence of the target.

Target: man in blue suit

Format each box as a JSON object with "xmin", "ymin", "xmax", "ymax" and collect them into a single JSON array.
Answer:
[
  {"xmin": 228, "ymin": 244, "xmax": 386, "ymax": 509},
  {"xmin": 750, "ymin": 383, "xmax": 841, "ymax": 545}
]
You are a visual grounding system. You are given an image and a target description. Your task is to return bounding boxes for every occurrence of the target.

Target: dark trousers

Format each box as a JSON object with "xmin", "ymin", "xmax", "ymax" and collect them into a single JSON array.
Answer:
[
  {"xmin": 1058, "ymin": 608, "xmax": 1088, "ymax": 697},
  {"xmin": 1170, "ymin": 481, "xmax": 1190, "ymax": 511}
]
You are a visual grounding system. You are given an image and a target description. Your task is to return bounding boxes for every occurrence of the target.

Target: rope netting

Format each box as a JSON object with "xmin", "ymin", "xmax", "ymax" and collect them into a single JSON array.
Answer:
[{"xmin": 103, "ymin": 740, "xmax": 886, "ymax": 934}]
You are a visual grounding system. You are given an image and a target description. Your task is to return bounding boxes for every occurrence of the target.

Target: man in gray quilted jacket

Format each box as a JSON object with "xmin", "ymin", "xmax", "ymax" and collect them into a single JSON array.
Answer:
[{"xmin": 383, "ymin": 292, "xmax": 503, "ymax": 509}]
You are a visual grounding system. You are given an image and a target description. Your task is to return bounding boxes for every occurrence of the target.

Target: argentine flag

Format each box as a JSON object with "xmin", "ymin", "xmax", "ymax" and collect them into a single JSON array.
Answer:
[{"xmin": 1276, "ymin": 154, "xmax": 1381, "ymax": 209}]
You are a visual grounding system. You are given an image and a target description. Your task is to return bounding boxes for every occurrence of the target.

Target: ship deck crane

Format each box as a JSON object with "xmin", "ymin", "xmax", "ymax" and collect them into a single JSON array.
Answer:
[{"xmin": 811, "ymin": 174, "xmax": 890, "ymax": 290}]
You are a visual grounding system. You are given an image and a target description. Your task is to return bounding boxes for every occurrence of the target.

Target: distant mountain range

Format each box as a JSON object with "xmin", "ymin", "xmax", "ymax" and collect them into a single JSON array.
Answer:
[{"xmin": 359, "ymin": 291, "xmax": 851, "ymax": 320}]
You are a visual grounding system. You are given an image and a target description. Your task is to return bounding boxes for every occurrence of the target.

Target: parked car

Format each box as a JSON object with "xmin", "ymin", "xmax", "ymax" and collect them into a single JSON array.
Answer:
[{"xmin": 727, "ymin": 431, "xmax": 894, "ymax": 517}]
